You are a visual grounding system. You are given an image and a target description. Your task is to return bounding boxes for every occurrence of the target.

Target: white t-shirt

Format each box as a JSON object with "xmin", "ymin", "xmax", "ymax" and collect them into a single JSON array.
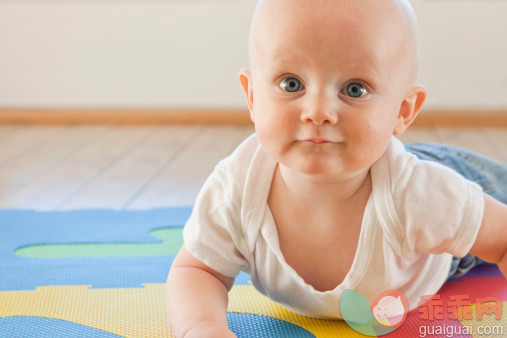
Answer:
[{"xmin": 183, "ymin": 134, "xmax": 484, "ymax": 319}]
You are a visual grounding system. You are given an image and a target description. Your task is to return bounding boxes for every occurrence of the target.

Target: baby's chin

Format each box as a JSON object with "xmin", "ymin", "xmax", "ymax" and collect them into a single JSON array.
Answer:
[
  {"xmin": 285, "ymin": 156, "xmax": 360, "ymax": 178},
  {"xmin": 266, "ymin": 143, "xmax": 370, "ymax": 178}
]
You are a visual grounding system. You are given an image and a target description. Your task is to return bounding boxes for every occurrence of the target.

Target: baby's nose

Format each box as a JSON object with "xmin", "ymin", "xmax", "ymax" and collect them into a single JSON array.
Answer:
[{"xmin": 300, "ymin": 93, "xmax": 339, "ymax": 125}]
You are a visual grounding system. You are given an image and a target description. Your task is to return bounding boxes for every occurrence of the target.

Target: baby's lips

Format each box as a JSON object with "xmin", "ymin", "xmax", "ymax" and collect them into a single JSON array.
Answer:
[{"xmin": 305, "ymin": 138, "xmax": 331, "ymax": 143}]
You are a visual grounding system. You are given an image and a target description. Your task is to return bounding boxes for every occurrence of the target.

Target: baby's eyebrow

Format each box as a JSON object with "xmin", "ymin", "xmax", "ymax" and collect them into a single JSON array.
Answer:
[
  {"xmin": 266, "ymin": 51, "xmax": 311, "ymax": 70},
  {"xmin": 265, "ymin": 60, "xmax": 384, "ymax": 84},
  {"xmin": 353, "ymin": 60, "xmax": 383, "ymax": 79},
  {"xmin": 345, "ymin": 52, "xmax": 386, "ymax": 76},
  {"xmin": 265, "ymin": 48, "xmax": 385, "ymax": 78}
]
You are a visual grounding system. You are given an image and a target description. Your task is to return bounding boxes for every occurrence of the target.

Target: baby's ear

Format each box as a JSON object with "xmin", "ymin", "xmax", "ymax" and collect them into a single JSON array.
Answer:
[
  {"xmin": 238, "ymin": 68, "xmax": 255, "ymax": 122},
  {"xmin": 393, "ymin": 85, "xmax": 427, "ymax": 136}
]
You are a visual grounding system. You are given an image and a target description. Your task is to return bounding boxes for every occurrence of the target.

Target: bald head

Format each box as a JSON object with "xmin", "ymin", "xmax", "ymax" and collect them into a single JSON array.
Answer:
[{"xmin": 248, "ymin": 0, "xmax": 420, "ymax": 90}]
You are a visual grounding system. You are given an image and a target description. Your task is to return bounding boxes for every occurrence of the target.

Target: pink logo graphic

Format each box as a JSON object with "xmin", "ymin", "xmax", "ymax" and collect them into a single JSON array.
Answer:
[{"xmin": 370, "ymin": 290, "xmax": 409, "ymax": 328}]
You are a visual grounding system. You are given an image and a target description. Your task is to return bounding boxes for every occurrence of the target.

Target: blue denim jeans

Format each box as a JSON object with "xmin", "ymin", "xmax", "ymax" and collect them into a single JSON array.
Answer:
[{"xmin": 404, "ymin": 142, "xmax": 507, "ymax": 279}]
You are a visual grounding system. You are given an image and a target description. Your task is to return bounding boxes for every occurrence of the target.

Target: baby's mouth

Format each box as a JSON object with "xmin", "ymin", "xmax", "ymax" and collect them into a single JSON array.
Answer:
[{"xmin": 304, "ymin": 138, "xmax": 332, "ymax": 144}]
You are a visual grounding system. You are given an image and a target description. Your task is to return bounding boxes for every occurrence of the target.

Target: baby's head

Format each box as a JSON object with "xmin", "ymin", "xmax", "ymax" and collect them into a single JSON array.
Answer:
[{"xmin": 239, "ymin": 0, "xmax": 427, "ymax": 178}]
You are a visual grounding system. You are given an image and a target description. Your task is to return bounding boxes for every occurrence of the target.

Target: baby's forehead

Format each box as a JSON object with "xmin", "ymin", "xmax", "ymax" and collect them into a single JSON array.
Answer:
[
  {"xmin": 253, "ymin": 5, "xmax": 398, "ymax": 60},
  {"xmin": 251, "ymin": 0, "xmax": 414, "ymax": 48},
  {"xmin": 249, "ymin": 0, "xmax": 419, "ymax": 84}
]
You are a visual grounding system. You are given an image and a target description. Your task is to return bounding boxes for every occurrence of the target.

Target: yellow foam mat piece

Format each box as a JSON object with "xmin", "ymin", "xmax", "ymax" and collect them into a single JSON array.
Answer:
[
  {"xmin": 0, "ymin": 285, "xmax": 168, "ymax": 337},
  {"xmin": 0, "ymin": 284, "xmax": 359, "ymax": 337}
]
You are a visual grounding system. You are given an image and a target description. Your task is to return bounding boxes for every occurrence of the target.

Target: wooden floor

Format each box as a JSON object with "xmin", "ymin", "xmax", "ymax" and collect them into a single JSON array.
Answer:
[{"xmin": 0, "ymin": 125, "xmax": 505, "ymax": 211}]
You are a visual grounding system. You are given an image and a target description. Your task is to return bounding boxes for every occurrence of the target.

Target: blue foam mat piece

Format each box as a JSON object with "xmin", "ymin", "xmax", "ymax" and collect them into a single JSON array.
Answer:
[
  {"xmin": 0, "ymin": 314, "xmax": 314, "ymax": 338},
  {"xmin": 227, "ymin": 313, "xmax": 314, "ymax": 338},
  {"xmin": 0, "ymin": 208, "xmax": 250, "ymax": 291},
  {"xmin": 0, "ymin": 316, "xmax": 122, "ymax": 338}
]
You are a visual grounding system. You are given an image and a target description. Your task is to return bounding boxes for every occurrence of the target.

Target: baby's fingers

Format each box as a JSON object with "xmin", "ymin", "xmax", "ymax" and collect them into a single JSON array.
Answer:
[{"xmin": 183, "ymin": 322, "xmax": 236, "ymax": 338}]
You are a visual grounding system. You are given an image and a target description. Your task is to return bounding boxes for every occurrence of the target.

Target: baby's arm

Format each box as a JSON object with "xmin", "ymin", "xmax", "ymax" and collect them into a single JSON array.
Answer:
[
  {"xmin": 468, "ymin": 194, "xmax": 507, "ymax": 279},
  {"xmin": 166, "ymin": 245, "xmax": 236, "ymax": 338}
]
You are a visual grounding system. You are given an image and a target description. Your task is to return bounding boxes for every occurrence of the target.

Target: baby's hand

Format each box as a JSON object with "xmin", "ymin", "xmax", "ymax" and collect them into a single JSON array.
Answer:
[
  {"xmin": 469, "ymin": 194, "xmax": 507, "ymax": 279},
  {"xmin": 183, "ymin": 322, "xmax": 236, "ymax": 338}
]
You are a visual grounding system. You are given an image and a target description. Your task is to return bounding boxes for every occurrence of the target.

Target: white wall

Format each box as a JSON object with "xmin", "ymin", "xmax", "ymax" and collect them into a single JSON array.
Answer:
[
  {"xmin": 0, "ymin": 0, "xmax": 506, "ymax": 110},
  {"xmin": 414, "ymin": 0, "xmax": 507, "ymax": 110}
]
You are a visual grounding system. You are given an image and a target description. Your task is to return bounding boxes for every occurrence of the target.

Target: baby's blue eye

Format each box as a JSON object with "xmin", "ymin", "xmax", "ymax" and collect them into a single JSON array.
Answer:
[
  {"xmin": 280, "ymin": 77, "xmax": 303, "ymax": 92},
  {"xmin": 345, "ymin": 83, "xmax": 368, "ymax": 98}
]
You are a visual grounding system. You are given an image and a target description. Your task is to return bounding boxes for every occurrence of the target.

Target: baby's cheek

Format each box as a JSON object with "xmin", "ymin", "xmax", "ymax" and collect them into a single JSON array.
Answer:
[
  {"xmin": 363, "ymin": 119, "xmax": 390, "ymax": 142},
  {"xmin": 254, "ymin": 121, "xmax": 283, "ymax": 157},
  {"xmin": 255, "ymin": 109, "xmax": 289, "ymax": 141},
  {"xmin": 349, "ymin": 125, "xmax": 390, "ymax": 164}
]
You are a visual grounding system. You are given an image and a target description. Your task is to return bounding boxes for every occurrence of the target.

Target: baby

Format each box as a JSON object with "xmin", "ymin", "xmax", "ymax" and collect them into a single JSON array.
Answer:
[{"xmin": 166, "ymin": 0, "xmax": 507, "ymax": 337}]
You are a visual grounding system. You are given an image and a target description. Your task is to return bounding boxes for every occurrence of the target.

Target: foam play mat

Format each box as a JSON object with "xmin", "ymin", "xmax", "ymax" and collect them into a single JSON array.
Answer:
[{"xmin": 0, "ymin": 209, "xmax": 505, "ymax": 337}]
